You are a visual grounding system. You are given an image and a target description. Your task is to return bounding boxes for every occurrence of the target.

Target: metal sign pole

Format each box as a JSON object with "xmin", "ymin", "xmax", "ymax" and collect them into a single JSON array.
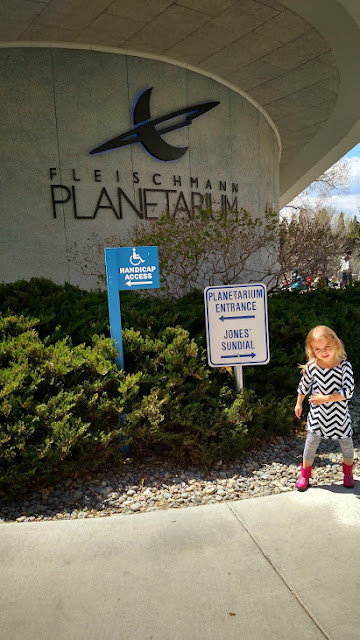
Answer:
[
  {"xmin": 105, "ymin": 246, "xmax": 160, "ymax": 457},
  {"xmin": 105, "ymin": 249, "xmax": 125, "ymax": 370},
  {"xmin": 105, "ymin": 246, "xmax": 160, "ymax": 371},
  {"xmin": 233, "ymin": 365, "xmax": 243, "ymax": 392}
]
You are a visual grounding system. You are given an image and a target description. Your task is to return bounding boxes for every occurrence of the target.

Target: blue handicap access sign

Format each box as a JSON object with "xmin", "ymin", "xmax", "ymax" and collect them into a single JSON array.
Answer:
[
  {"xmin": 104, "ymin": 246, "xmax": 160, "ymax": 369},
  {"xmin": 107, "ymin": 246, "xmax": 160, "ymax": 291},
  {"xmin": 204, "ymin": 283, "xmax": 270, "ymax": 367}
]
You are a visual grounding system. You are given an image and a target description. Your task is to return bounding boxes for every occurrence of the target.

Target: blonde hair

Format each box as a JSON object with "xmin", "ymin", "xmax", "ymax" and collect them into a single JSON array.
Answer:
[{"xmin": 299, "ymin": 325, "xmax": 346, "ymax": 372}]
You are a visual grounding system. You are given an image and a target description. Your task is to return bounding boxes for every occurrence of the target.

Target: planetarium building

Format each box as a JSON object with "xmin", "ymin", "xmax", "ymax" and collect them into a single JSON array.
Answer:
[{"xmin": 1, "ymin": 0, "xmax": 360, "ymax": 288}]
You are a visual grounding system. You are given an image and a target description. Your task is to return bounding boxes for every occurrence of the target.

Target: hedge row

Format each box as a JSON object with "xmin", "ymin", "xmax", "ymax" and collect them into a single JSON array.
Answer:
[
  {"xmin": 2, "ymin": 277, "xmax": 360, "ymax": 391},
  {"xmin": 0, "ymin": 312, "xmax": 292, "ymax": 496},
  {"xmin": 1, "ymin": 278, "xmax": 360, "ymax": 496}
]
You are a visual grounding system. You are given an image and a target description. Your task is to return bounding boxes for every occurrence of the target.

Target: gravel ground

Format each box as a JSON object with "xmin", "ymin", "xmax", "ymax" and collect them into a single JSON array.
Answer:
[{"xmin": 1, "ymin": 397, "xmax": 360, "ymax": 524}]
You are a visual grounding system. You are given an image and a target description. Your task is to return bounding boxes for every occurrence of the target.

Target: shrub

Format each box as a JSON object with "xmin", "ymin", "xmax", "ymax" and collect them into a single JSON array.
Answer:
[
  {"xmin": 128, "ymin": 209, "xmax": 279, "ymax": 296},
  {"xmin": 0, "ymin": 312, "xmax": 295, "ymax": 495},
  {"xmin": 0, "ymin": 278, "xmax": 207, "ymax": 347},
  {"xmin": 2, "ymin": 277, "xmax": 360, "ymax": 496},
  {"xmin": 0, "ymin": 278, "xmax": 109, "ymax": 345},
  {"xmin": 0, "ymin": 313, "xmax": 142, "ymax": 495},
  {"xmin": 121, "ymin": 326, "xmax": 294, "ymax": 464}
]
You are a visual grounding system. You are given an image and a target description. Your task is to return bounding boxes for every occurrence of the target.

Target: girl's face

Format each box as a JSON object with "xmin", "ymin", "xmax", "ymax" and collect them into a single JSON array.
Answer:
[{"xmin": 311, "ymin": 336, "xmax": 337, "ymax": 367}]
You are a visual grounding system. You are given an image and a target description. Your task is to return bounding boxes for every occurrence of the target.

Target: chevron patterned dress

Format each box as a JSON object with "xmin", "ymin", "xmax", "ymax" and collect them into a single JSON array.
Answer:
[{"xmin": 297, "ymin": 360, "xmax": 354, "ymax": 439}]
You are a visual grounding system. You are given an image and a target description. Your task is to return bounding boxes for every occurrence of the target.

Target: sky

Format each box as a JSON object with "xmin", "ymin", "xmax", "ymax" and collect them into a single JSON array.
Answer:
[
  {"xmin": 286, "ymin": 143, "xmax": 360, "ymax": 217},
  {"xmin": 328, "ymin": 143, "xmax": 360, "ymax": 217}
]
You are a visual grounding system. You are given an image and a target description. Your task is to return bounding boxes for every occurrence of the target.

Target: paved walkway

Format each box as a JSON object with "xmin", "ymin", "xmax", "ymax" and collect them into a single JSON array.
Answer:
[{"xmin": 1, "ymin": 481, "xmax": 360, "ymax": 640}]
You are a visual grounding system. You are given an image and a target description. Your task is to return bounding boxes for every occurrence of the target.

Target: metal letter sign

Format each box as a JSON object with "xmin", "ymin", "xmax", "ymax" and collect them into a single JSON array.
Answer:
[
  {"xmin": 90, "ymin": 87, "xmax": 219, "ymax": 161},
  {"xmin": 105, "ymin": 246, "xmax": 160, "ymax": 369},
  {"xmin": 204, "ymin": 283, "xmax": 270, "ymax": 367}
]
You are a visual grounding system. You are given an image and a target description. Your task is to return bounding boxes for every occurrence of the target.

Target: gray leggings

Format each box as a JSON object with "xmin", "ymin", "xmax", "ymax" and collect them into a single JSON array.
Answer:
[{"xmin": 303, "ymin": 432, "xmax": 354, "ymax": 462}]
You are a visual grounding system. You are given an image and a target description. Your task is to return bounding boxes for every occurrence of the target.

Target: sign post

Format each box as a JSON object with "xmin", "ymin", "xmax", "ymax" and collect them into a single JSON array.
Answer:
[
  {"xmin": 204, "ymin": 283, "xmax": 270, "ymax": 390},
  {"xmin": 105, "ymin": 246, "xmax": 160, "ymax": 369},
  {"xmin": 233, "ymin": 364, "xmax": 244, "ymax": 392}
]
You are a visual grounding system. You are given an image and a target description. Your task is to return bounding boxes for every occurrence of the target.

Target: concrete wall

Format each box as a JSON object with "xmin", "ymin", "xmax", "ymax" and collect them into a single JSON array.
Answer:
[{"xmin": 0, "ymin": 47, "xmax": 279, "ymax": 289}]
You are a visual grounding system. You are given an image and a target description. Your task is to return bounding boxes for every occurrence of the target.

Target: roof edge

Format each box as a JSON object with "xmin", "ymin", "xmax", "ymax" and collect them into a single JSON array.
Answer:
[{"xmin": 0, "ymin": 40, "xmax": 282, "ymax": 158}]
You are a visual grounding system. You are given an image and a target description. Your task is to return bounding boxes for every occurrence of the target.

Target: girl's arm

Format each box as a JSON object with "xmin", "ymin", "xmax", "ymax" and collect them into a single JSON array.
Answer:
[
  {"xmin": 309, "ymin": 391, "xmax": 345, "ymax": 405},
  {"xmin": 341, "ymin": 361, "xmax": 354, "ymax": 400},
  {"xmin": 310, "ymin": 361, "xmax": 354, "ymax": 405},
  {"xmin": 295, "ymin": 363, "xmax": 313, "ymax": 418},
  {"xmin": 295, "ymin": 393, "xmax": 305, "ymax": 418}
]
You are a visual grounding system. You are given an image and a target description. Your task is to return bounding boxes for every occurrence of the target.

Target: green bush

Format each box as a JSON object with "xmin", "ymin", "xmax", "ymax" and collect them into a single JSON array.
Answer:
[
  {"xmin": 0, "ymin": 313, "xmax": 141, "ymax": 495},
  {"xmin": 2, "ymin": 277, "xmax": 360, "ymax": 496},
  {"xmin": 0, "ymin": 278, "xmax": 206, "ymax": 347},
  {"xmin": 0, "ymin": 310, "xmax": 294, "ymax": 495},
  {"xmin": 266, "ymin": 286, "xmax": 360, "ymax": 385},
  {"xmin": 117, "ymin": 325, "xmax": 293, "ymax": 464},
  {"xmin": 0, "ymin": 278, "xmax": 109, "ymax": 345},
  {"xmin": 2, "ymin": 279, "xmax": 360, "ymax": 386}
]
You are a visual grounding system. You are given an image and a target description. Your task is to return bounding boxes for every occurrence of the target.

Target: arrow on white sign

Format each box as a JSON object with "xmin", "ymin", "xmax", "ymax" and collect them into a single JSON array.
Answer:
[
  {"xmin": 126, "ymin": 280, "xmax": 153, "ymax": 287},
  {"xmin": 219, "ymin": 314, "xmax": 255, "ymax": 321},
  {"xmin": 221, "ymin": 352, "xmax": 256, "ymax": 359}
]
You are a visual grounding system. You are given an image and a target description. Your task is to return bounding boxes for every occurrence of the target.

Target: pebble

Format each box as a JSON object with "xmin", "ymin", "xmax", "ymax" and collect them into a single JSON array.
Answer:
[
  {"xmin": 130, "ymin": 503, "xmax": 141, "ymax": 512},
  {"xmin": 1, "ymin": 399, "xmax": 360, "ymax": 524}
]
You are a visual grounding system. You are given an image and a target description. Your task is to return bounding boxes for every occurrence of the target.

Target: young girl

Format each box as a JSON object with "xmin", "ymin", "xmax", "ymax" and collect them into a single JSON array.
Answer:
[{"xmin": 295, "ymin": 325, "xmax": 355, "ymax": 491}]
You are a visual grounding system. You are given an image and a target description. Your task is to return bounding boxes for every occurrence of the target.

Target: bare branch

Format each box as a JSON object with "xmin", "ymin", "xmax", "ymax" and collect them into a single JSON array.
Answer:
[{"xmin": 283, "ymin": 159, "xmax": 350, "ymax": 215}]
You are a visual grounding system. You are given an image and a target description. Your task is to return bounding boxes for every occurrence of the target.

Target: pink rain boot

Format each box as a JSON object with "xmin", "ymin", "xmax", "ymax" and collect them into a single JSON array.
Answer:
[
  {"xmin": 342, "ymin": 462, "xmax": 355, "ymax": 488},
  {"xmin": 295, "ymin": 463, "xmax": 313, "ymax": 491}
]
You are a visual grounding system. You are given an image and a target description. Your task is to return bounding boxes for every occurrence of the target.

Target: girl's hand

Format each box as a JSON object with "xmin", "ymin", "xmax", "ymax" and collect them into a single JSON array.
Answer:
[
  {"xmin": 295, "ymin": 401, "xmax": 303, "ymax": 419},
  {"xmin": 309, "ymin": 394, "xmax": 329, "ymax": 406}
]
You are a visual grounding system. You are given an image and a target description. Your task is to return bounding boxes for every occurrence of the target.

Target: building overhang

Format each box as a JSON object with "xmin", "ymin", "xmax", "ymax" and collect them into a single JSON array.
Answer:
[{"xmin": 1, "ymin": 0, "xmax": 360, "ymax": 206}]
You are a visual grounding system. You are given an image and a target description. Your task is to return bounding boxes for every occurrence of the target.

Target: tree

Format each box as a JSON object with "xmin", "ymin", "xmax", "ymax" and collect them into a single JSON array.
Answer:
[
  {"xmin": 128, "ymin": 208, "xmax": 279, "ymax": 297},
  {"xmin": 279, "ymin": 207, "xmax": 348, "ymax": 281},
  {"xmin": 279, "ymin": 158, "xmax": 355, "ymax": 285},
  {"xmin": 345, "ymin": 214, "xmax": 360, "ymax": 251},
  {"xmin": 283, "ymin": 159, "xmax": 350, "ymax": 215},
  {"xmin": 67, "ymin": 208, "xmax": 280, "ymax": 295}
]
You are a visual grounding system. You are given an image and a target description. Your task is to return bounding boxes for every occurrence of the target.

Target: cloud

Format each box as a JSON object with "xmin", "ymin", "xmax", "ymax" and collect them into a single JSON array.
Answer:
[
  {"xmin": 345, "ymin": 156, "xmax": 360, "ymax": 195},
  {"xmin": 330, "ymin": 156, "xmax": 360, "ymax": 214},
  {"xmin": 281, "ymin": 153, "xmax": 360, "ymax": 216},
  {"xmin": 280, "ymin": 193, "xmax": 360, "ymax": 218},
  {"xmin": 328, "ymin": 193, "xmax": 360, "ymax": 216}
]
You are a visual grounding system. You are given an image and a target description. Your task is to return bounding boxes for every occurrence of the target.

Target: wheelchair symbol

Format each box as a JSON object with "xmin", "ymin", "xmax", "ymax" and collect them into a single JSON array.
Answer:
[{"xmin": 130, "ymin": 247, "xmax": 145, "ymax": 266}]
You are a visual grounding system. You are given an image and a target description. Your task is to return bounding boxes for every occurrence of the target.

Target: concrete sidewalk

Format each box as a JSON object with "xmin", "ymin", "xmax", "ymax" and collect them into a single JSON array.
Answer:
[{"xmin": 1, "ymin": 482, "xmax": 360, "ymax": 640}]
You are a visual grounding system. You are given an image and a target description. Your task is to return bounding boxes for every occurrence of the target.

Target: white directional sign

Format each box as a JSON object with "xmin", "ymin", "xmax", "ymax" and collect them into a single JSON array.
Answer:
[{"xmin": 204, "ymin": 283, "xmax": 270, "ymax": 367}]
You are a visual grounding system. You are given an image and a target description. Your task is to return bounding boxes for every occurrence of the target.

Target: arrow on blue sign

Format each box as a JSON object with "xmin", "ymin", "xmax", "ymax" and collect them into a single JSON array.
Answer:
[
  {"xmin": 221, "ymin": 352, "xmax": 256, "ymax": 359},
  {"xmin": 126, "ymin": 280, "xmax": 153, "ymax": 287},
  {"xmin": 219, "ymin": 315, "xmax": 255, "ymax": 321}
]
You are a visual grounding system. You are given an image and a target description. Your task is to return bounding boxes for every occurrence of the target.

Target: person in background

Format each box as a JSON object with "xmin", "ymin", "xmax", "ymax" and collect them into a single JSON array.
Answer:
[
  {"xmin": 340, "ymin": 251, "xmax": 353, "ymax": 287},
  {"xmin": 347, "ymin": 251, "xmax": 354, "ymax": 284},
  {"xmin": 291, "ymin": 275, "xmax": 305, "ymax": 291},
  {"xmin": 281, "ymin": 273, "xmax": 289, "ymax": 288}
]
